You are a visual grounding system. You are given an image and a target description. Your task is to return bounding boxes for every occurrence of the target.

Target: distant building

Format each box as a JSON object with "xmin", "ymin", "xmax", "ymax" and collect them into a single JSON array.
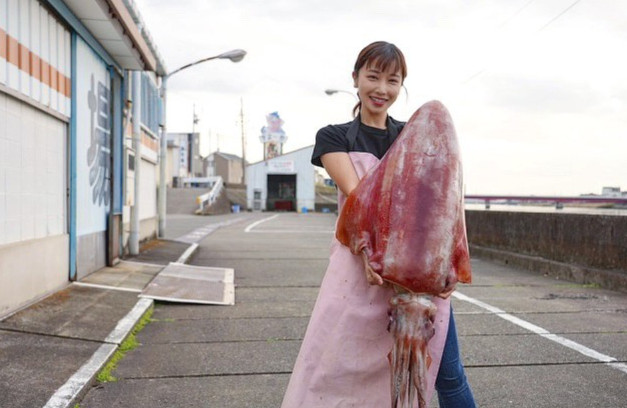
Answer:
[
  {"xmin": 601, "ymin": 187, "xmax": 621, "ymax": 197},
  {"xmin": 166, "ymin": 132, "xmax": 202, "ymax": 184},
  {"xmin": 204, "ymin": 151, "xmax": 244, "ymax": 185},
  {"xmin": 246, "ymin": 146, "xmax": 315, "ymax": 212}
]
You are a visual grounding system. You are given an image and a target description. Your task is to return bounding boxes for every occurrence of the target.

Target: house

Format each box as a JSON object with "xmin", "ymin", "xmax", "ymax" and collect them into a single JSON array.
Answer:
[{"xmin": 204, "ymin": 151, "xmax": 244, "ymax": 185}]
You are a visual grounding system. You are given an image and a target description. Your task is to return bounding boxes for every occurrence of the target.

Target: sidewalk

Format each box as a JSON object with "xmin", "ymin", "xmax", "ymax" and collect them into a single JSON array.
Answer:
[{"xmin": 0, "ymin": 213, "xmax": 250, "ymax": 408}]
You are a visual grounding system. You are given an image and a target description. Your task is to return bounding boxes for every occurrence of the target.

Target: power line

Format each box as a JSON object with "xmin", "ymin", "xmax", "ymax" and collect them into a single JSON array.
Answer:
[
  {"xmin": 460, "ymin": 0, "xmax": 585, "ymax": 86},
  {"xmin": 499, "ymin": 0, "xmax": 535, "ymax": 28},
  {"xmin": 538, "ymin": 0, "xmax": 584, "ymax": 31}
]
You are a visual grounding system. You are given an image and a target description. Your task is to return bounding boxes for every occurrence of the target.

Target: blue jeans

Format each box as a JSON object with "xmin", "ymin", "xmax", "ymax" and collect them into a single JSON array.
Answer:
[{"xmin": 435, "ymin": 308, "xmax": 476, "ymax": 407}]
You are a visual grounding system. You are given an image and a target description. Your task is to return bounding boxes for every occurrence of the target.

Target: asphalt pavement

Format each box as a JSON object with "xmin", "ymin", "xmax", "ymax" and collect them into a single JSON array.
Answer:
[{"xmin": 1, "ymin": 212, "xmax": 626, "ymax": 407}]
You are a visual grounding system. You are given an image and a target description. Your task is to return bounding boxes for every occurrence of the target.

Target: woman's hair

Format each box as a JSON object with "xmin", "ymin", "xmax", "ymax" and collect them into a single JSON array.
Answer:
[{"xmin": 352, "ymin": 41, "xmax": 407, "ymax": 117}]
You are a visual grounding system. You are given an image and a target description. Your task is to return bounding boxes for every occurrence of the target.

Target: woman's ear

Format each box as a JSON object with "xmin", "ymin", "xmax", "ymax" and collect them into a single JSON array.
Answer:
[{"xmin": 352, "ymin": 71, "xmax": 358, "ymax": 87}]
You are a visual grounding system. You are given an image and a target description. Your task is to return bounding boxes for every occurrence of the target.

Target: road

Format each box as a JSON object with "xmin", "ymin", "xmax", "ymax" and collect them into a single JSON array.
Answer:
[{"xmin": 79, "ymin": 212, "xmax": 627, "ymax": 407}]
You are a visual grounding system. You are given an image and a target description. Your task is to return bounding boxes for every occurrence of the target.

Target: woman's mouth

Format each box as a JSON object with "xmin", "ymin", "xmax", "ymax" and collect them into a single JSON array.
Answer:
[{"xmin": 369, "ymin": 96, "xmax": 387, "ymax": 107}]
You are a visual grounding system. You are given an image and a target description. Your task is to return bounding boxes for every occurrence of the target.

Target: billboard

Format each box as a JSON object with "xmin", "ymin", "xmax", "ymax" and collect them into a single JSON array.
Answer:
[{"xmin": 260, "ymin": 112, "xmax": 287, "ymax": 160}]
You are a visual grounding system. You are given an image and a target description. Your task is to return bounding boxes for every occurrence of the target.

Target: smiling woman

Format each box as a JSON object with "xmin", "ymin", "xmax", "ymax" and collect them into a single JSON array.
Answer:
[{"xmin": 281, "ymin": 41, "xmax": 476, "ymax": 408}]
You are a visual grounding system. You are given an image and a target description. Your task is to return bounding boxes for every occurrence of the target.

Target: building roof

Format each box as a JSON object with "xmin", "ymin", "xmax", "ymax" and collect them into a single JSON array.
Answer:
[
  {"xmin": 204, "ymin": 151, "xmax": 243, "ymax": 162},
  {"xmin": 62, "ymin": 0, "xmax": 160, "ymax": 72},
  {"xmin": 248, "ymin": 145, "xmax": 314, "ymax": 166}
]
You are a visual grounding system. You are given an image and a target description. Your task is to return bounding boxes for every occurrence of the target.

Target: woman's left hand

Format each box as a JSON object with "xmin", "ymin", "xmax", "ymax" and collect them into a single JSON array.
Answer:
[{"xmin": 361, "ymin": 251, "xmax": 384, "ymax": 286}]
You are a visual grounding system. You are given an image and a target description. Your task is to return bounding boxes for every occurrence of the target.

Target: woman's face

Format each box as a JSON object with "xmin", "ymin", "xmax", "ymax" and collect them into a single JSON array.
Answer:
[{"xmin": 353, "ymin": 63, "xmax": 403, "ymax": 118}]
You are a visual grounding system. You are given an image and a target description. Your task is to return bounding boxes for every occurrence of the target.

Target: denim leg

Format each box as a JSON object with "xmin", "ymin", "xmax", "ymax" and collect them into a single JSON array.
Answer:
[{"xmin": 435, "ymin": 308, "xmax": 476, "ymax": 408}]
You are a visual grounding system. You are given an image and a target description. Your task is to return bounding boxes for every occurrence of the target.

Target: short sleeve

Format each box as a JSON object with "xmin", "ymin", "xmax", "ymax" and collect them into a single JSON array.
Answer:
[{"xmin": 311, "ymin": 125, "xmax": 349, "ymax": 167}]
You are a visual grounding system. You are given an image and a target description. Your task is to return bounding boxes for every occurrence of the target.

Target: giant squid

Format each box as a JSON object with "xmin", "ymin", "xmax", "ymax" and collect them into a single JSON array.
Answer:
[{"xmin": 336, "ymin": 100, "xmax": 472, "ymax": 408}]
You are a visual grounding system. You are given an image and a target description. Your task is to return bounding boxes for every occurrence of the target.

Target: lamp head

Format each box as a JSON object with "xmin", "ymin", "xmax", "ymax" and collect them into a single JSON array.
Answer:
[
  {"xmin": 325, "ymin": 89, "xmax": 337, "ymax": 96},
  {"xmin": 218, "ymin": 49, "xmax": 247, "ymax": 63}
]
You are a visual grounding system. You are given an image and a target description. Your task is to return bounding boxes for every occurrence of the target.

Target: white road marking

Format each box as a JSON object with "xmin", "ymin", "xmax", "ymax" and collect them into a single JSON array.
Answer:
[
  {"xmin": 43, "ymin": 298, "xmax": 154, "ymax": 408},
  {"xmin": 176, "ymin": 243, "xmax": 199, "ymax": 264},
  {"xmin": 453, "ymin": 291, "xmax": 627, "ymax": 375},
  {"xmin": 244, "ymin": 214, "xmax": 280, "ymax": 232},
  {"xmin": 72, "ymin": 282, "xmax": 142, "ymax": 293},
  {"xmin": 104, "ymin": 298, "xmax": 153, "ymax": 344},
  {"xmin": 248, "ymin": 229, "xmax": 335, "ymax": 234},
  {"xmin": 42, "ymin": 344, "xmax": 117, "ymax": 408}
]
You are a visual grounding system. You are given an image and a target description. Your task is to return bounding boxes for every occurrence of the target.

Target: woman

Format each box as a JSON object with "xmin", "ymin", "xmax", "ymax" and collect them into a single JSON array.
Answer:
[{"xmin": 281, "ymin": 41, "xmax": 476, "ymax": 408}]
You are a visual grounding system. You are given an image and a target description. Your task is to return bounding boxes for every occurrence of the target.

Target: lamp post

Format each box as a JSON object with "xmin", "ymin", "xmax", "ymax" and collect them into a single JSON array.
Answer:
[
  {"xmin": 324, "ymin": 88, "xmax": 358, "ymax": 100},
  {"xmin": 158, "ymin": 49, "xmax": 246, "ymax": 237}
]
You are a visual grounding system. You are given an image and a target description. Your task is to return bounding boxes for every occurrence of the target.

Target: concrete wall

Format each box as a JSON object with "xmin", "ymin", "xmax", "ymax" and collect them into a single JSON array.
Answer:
[
  {"xmin": 0, "ymin": 235, "xmax": 68, "ymax": 317},
  {"xmin": 466, "ymin": 210, "xmax": 627, "ymax": 290}
]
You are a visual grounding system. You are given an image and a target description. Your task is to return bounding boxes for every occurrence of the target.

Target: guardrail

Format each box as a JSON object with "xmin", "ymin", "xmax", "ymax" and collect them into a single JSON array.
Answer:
[
  {"xmin": 465, "ymin": 195, "xmax": 627, "ymax": 209},
  {"xmin": 196, "ymin": 176, "xmax": 224, "ymax": 212}
]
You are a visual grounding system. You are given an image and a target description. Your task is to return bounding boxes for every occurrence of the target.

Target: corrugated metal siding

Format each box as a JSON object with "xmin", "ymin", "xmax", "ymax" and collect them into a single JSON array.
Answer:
[{"xmin": 0, "ymin": 0, "xmax": 71, "ymax": 116}]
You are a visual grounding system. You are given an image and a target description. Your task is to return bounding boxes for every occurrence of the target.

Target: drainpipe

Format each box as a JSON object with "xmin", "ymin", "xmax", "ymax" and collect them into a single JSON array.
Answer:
[
  {"xmin": 158, "ymin": 75, "xmax": 168, "ymax": 237},
  {"xmin": 129, "ymin": 71, "xmax": 142, "ymax": 255}
]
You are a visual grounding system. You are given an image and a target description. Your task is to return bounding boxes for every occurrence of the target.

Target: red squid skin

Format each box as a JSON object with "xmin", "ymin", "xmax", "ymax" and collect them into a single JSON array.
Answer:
[{"xmin": 336, "ymin": 100, "xmax": 471, "ymax": 294}]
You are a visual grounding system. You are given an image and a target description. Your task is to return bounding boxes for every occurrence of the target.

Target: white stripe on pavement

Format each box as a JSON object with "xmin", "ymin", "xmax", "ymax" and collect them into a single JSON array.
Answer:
[
  {"xmin": 247, "ymin": 229, "xmax": 335, "ymax": 234},
  {"xmin": 176, "ymin": 243, "xmax": 199, "ymax": 264},
  {"xmin": 244, "ymin": 214, "xmax": 279, "ymax": 232},
  {"xmin": 453, "ymin": 291, "xmax": 627, "ymax": 375},
  {"xmin": 42, "ymin": 344, "xmax": 117, "ymax": 408},
  {"xmin": 104, "ymin": 298, "xmax": 153, "ymax": 344},
  {"xmin": 71, "ymin": 282, "xmax": 142, "ymax": 293},
  {"xmin": 43, "ymin": 298, "xmax": 154, "ymax": 408}
]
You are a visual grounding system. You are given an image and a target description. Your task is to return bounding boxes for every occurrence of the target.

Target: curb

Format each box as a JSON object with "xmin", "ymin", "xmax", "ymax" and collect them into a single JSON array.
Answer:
[
  {"xmin": 44, "ymin": 240, "xmax": 199, "ymax": 408},
  {"xmin": 42, "ymin": 298, "xmax": 154, "ymax": 408}
]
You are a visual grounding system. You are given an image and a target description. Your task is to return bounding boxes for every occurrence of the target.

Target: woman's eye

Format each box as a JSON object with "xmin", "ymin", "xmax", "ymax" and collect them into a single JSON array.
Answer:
[{"xmin": 368, "ymin": 75, "xmax": 378, "ymax": 80}]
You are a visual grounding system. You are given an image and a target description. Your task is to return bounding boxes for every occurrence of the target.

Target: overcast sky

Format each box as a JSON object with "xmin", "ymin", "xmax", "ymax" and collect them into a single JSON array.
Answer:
[{"xmin": 135, "ymin": 0, "xmax": 626, "ymax": 196}]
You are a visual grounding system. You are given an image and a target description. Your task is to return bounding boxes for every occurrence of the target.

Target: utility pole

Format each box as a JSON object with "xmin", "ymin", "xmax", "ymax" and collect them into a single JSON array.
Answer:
[{"xmin": 240, "ymin": 97, "xmax": 246, "ymax": 185}]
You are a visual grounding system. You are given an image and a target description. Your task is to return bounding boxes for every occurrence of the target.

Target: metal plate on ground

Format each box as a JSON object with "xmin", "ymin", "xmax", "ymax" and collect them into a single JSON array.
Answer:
[{"xmin": 140, "ymin": 263, "xmax": 235, "ymax": 305}]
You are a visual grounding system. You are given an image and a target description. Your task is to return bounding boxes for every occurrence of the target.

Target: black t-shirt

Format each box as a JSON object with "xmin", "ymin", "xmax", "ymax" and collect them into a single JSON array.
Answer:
[{"xmin": 311, "ymin": 117, "xmax": 405, "ymax": 168}]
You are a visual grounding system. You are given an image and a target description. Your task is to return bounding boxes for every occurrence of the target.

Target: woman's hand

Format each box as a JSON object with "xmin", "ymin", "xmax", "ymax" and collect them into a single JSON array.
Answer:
[
  {"xmin": 437, "ymin": 285, "xmax": 456, "ymax": 299},
  {"xmin": 361, "ymin": 252, "xmax": 384, "ymax": 286}
]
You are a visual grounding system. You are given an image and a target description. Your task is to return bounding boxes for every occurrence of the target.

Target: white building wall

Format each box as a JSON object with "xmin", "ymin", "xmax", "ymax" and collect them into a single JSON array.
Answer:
[
  {"xmin": 0, "ymin": 90, "xmax": 68, "ymax": 316},
  {"xmin": 0, "ymin": 0, "xmax": 71, "ymax": 116},
  {"xmin": 246, "ymin": 146, "xmax": 315, "ymax": 211},
  {"xmin": 0, "ymin": 91, "xmax": 66, "ymax": 245},
  {"xmin": 139, "ymin": 158, "xmax": 157, "ymax": 220}
]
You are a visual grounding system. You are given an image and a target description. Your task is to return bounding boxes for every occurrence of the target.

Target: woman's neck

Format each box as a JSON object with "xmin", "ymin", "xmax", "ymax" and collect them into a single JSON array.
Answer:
[{"xmin": 360, "ymin": 110, "xmax": 387, "ymax": 129}]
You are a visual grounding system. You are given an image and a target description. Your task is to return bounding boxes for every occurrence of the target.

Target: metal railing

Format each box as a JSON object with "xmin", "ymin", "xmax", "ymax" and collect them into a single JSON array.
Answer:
[{"xmin": 196, "ymin": 176, "xmax": 224, "ymax": 212}]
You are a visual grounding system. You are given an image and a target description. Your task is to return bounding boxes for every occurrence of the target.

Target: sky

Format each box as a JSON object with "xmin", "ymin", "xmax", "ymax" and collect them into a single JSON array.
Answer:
[{"xmin": 134, "ymin": 0, "xmax": 627, "ymax": 196}]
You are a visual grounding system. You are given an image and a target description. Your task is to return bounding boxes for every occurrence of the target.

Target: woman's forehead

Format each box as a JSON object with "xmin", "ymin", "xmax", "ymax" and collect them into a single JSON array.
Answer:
[{"xmin": 364, "ymin": 61, "xmax": 402, "ymax": 76}]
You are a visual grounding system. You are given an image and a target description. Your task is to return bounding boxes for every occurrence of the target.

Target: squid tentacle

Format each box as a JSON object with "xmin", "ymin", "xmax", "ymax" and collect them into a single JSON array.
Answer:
[{"xmin": 388, "ymin": 291, "xmax": 437, "ymax": 408}]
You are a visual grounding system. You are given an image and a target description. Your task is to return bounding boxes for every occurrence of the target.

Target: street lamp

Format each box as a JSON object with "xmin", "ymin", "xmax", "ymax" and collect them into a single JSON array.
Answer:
[
  {"xmin": 324, "ymin": 88, "xmax": 358, "ymax": 100},
  {"xmin": 158, "ymin": 49, "xmax": 247, "ymax": 237}
]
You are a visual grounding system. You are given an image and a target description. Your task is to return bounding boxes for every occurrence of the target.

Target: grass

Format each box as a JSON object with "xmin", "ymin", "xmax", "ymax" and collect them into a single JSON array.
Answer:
[{"xmin": 96, "ymin": 307, "xmax": 154, "ymax": 383}]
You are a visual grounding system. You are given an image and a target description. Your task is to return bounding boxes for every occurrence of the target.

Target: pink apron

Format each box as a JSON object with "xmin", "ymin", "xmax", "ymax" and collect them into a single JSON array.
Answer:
[{"xmin": 282, "ymin": 152, "xmax": 450, "ymax": 408}]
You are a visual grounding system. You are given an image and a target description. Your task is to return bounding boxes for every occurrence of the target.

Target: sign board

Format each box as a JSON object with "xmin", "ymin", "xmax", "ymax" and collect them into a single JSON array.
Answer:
[{"xmin": 267, "ymin": 160, "xmax": 295, "ymax": 173}]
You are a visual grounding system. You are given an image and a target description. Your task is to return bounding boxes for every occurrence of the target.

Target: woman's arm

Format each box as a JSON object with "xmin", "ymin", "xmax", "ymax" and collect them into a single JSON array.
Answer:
[
  {"xmin": 320, "ymin": 152, "xmax": 360, "ymax": 196},
  {"xmin": 321, "ymin": 152, "xmax": 384, "ymax": 286}
]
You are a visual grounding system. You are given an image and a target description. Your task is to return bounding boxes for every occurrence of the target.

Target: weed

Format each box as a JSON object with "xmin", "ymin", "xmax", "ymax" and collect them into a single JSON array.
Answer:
[{"xmin": 96, "ymin": 306, "xmax": 154, "ymax": 383}]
